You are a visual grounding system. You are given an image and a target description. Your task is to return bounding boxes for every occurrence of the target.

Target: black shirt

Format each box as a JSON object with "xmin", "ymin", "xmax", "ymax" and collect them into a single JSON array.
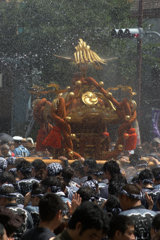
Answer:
[{"xmin": 22, "ymin": 227, "xmax": 55, "ymax": 240}]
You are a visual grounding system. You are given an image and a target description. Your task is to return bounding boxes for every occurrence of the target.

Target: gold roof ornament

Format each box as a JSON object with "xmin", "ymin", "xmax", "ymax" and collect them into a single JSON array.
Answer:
[
  {"xmin": 74, "ymin": 39, "xmax": 106, "ymax": 68},
  {"xmin": 54, "ymin": 38, "xmax": 117, "ymax": 75}
]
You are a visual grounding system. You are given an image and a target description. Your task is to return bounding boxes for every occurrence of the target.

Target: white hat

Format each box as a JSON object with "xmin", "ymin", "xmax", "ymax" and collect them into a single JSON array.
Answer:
[
  {"xmin": 26, "ymin": 137, "xmax": 34, "ymax": 144},
  {"xmin": 13, "ymin": 136, "xmax": 24, "ymax": 141}
]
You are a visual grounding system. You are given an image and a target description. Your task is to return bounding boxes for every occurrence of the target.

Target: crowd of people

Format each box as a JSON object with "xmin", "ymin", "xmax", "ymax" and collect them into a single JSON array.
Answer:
[{"xmin": 0, "ymin": 135, "xmax": 160, "ymax": 240}]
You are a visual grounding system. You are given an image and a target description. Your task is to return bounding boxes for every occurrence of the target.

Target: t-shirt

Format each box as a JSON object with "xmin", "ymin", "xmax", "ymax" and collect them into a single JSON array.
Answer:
[
  {"xmin": 13, "ymin": 145, "xmax": 30, "ymax": 157},
  {"xmin": 6, "ymin": 203, "xmax": 33, "ymax": 240},
  {"xmin": 120, "ymin": 206, "xmax": 157, "ymax": 240},
  {"xmin": 22, "ymin": 227, "xmax": 55, "ymax": 240}
]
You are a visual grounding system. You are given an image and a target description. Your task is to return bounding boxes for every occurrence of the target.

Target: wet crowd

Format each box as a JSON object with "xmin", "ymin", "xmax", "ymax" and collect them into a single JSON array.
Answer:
[{"xmin": 0, "ymin": 136, "xmax": 160, "ymax": 240}]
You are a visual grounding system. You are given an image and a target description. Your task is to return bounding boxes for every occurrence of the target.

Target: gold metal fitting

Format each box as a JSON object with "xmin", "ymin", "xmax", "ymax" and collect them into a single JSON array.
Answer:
[
  {"xmin": 66, "ymin": 86, "xmax": 71, "ymax": 90},
  {"xmin": 69, "ymin": 151, "xmax": 74, "ymax": 156},
  {"xmin": 125, "ymin": 115, "xmax": 131, "ymax": 121},
  {"xmin": 71, "ymin": 133, "xmax": 76, "ymax": 139},
  {"xmin": 124, "ymin": 133, "xmax": 129, "ymax": 139},
  {"xmin": 69, "ymin": 92, "xmax": 75, "ymax": 97},
  {"xmin": 75, "ymin": 80, "xmax": 82, "ymax": 86},
  {"xmin": 99, "ymin": 81, "xmax": 104, "ymax": 86},
  {"xmin": 107, "ymin": 92, "xmax": 112, "ymax": 96},
  {"xmin": 118, "ymin": 144, "xmax": 123, "ymax": 151},
  {"xmin": 65, "ymin": 116, "xmax": 71, "ymax": 121}
]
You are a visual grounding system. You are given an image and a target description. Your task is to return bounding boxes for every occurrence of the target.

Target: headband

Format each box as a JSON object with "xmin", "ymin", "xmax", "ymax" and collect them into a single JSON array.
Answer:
[{"xmin": 120, "ymin": 189, "xmax": 142, "ymax": 200}]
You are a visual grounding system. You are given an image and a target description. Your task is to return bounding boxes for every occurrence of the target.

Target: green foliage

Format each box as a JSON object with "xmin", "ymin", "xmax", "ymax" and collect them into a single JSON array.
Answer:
[{"xmin": 0, "ymin": 0, "xmax": 156, "ymax": 91}]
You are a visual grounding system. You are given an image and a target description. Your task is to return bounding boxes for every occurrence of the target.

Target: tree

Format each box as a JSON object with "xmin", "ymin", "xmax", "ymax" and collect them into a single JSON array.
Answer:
[{"xmin": 0, "ymin": 0, "xmax": 138, "ymax": 87}]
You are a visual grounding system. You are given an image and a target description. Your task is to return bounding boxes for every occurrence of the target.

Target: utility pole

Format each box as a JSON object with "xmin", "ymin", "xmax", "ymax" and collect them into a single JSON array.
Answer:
[{"xmin": 137, "ymin": 0, "xmax": 143, "ymax": 118}]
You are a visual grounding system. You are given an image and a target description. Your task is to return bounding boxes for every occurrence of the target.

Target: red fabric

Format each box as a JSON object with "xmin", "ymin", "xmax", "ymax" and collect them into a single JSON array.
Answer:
[
  {"xmin": 103, "ymin": 132, "xmax": 109, "ymax": 137},
  {"xmin": 11, "ymin": 152, "xmax": 15, "ymax": 157},
  {"xmin": 42, "ymin": 126, "xmax": 62, "ymax": 149},
  {"xmin": 36, "ymin": 128, "xmax": 48, "ymax": 151},
  {"xmin": 124, "ymin": 128, "xmax": 137, "ymax": 150}
]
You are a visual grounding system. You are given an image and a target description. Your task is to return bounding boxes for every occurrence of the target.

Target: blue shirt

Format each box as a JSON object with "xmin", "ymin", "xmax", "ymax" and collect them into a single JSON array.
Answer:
[{"xmin": 13, "ymin": 145, "xmax": 30, "ymax": 157}]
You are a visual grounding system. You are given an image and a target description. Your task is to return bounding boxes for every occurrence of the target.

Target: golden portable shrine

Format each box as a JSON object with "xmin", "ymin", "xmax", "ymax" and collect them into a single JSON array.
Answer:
[{"xmin": 31, "ymin": 39, "xmax": 137, "ymax": 160}]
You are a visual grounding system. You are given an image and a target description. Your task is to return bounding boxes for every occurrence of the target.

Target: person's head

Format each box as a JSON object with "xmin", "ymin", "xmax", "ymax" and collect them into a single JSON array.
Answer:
[
  {"xmin": 58, "ymin": 156, "xmax": 68, "ymax": 168},
  {"xmin": 40, "ymin": 176, "xmax": 65, "ymax": 193},
  {"xmin": 0, "ymin": 158, "xmax": 7, "ymax": 174},
  {"xmin": 0, "ymin": 184, "xmax": 16, "ymax": 206},
  {"xmin": 138, "ymin": 169, "xmax": 154, "ymax": 187},
  {"xmin": 103, "ymin": 160, "xmax": 121, "ymax": 181},
  {"xmin": 31, "ymin": 182, "xmax": 43, "ymax": 206},
  {"xmin": 23, "ymin": 137, "xmax": 34, "ymax": 150},
  {"xmin": 70, "ymin": 161, "xmax": 84, "ymax": 178},
  {"xmin": 118, "ymin": 184, "xmax": 142, "ymax": 210},
  {"xmin": 0, "ymin": 172, "xmax": 16, "ymax": 186},
  {"xmin": 6, "ymin": 157, "xmax": 16, "ymax": 171},
  {"xmin": 151, "ymin": 214, "xmax": 160, "ymax": 240},
  {"xmin": 62, "ymin": 166, "xmax": 74, "ymax": 185},
  {"xmin": 152, "ymin": 167, "xmax": 160, "ymax": 185},
  {"xmin": 0, "ymin": 223, "xmax": 7, "ymax": 240},
  {"xmin": 0, "ymin": 145, "xmax": 10, "ymax": 158},
  {"xmin": 0, "ymin": 206, "xmax": 22, "ymax": 239},
  {"xmin": 77, "ymin": 186, "xmax": 97, "ymax": 203},
  {"xmin": 103, "ymin": 195, "xmax": 121, "ymax": 216},
  {"xmin": 83, "ymin": 159, "xmax": 97, "ymax": 175},
  {"xmin": 47, "ymin": 163, "xmax": 63, "ymax": 177},
  {"xmin": 16, "ymin": 159, "xmax": 32, "ymax": 179},
  {"xmin": 108, "ymin": 215, "xmax": 135, "ymax": 240},
  {"xmin": 31, "ymin": 159, "xmax": 47, "ymax": 180},
  {"xmin": 83, "ymin": 178, "xmax": 98, "ymax": 193},
  {"xmin": 8, "ymin": 141, "xmax": 15, "ymax": 152},
  {"xmin": 108, "ymin": 176, "xmax": 127, "ymax": 196},
  {"xmin": 67, "ymin": 201, "xmax": 109, "ymax": 240},
  {"xmin": 39, "ymin": 193, "xmax": 64, "ymax": 229},
  {"xmin": 13, "ymin": 136, "xmax": 24, "ymax": 148}
]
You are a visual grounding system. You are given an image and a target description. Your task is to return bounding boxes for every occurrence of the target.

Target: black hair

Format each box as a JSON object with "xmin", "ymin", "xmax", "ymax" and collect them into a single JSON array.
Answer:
[
  {"xmin": 0, "ymin": 171, "xmax": 16, "ymax": 185},
  {"xmin": 152, "ymin": 214, "xmax": 160, "ymax": 231},
  {"xmin": 131, "ymin": 175, "xmax": 140, "ymax": 184},
  {"xmin": 16, "ymin": 159, "xmax": 32, "ymax": 179},
  {"xmin": 84, "ymin": 159, "xmax": 97, "ymax": 170},
  {"xmin": 68, "ymin": 201, "xmax": 109, "ymax": 235},
  {"xmin": 108, "ymin": 177, "xmax": 127, "ymax": 196},
  {"xmin": 0, "ymin": 144, "xmax": 9, "ymax": 151},
  {"xmin": 138, "ymin": 169, "xmax": 153, "ymax": 184},
  {"xmin": 39, "ymin": 193, "xmax": 64, "ymax": 222},
  {"xmin": 103, "ymin": 160, "xmax": 120, "ymax": 178},
  {"xmin": 119, "ymin": 184, "xmax": 142, "ymax": 200},
  {"xmin": 0, "ymin": 207, "xmax": 22, "ymax": 237},
  {"xmin": 70, "ymin": 161, "xmax": 84, "ymax": 173},
  {"xmin": 62, "ymin": 167, "xmax": 74, "ymax": 185},
  {"xmin": 15, "ymin": 158, "xmax": 26, "ymax": 167},
  {"xmin": 31, "ymin": 159, "xmax": 47, "ymax": 171},
  {"xmin": 77, "ymin": 186, "xmax": 97, "ymax": 202},
  {"xmin": 103, "ymin": 195, "xmax": 121, "ymax": 216},
  {"xmin": 41, "ymin": 176, "xmax": 65, "ymax": 193},
  {"xmin": 31, "ymin": 182, "xmax": 43, "ymax": 198},
  {"xmin": 0, "ymin": 184, "xmax": 16, "ymax": 200},
  {"xmin": 108, "ymin": 215, "xmax": 134, "ymax": 238},
  {"xmin": 152, "ymin": 167, "xmax": 160, "ymax": 181},
  {"xmin": 0, "ymin": 223, "xmax": 5, "ymax": 238}
]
